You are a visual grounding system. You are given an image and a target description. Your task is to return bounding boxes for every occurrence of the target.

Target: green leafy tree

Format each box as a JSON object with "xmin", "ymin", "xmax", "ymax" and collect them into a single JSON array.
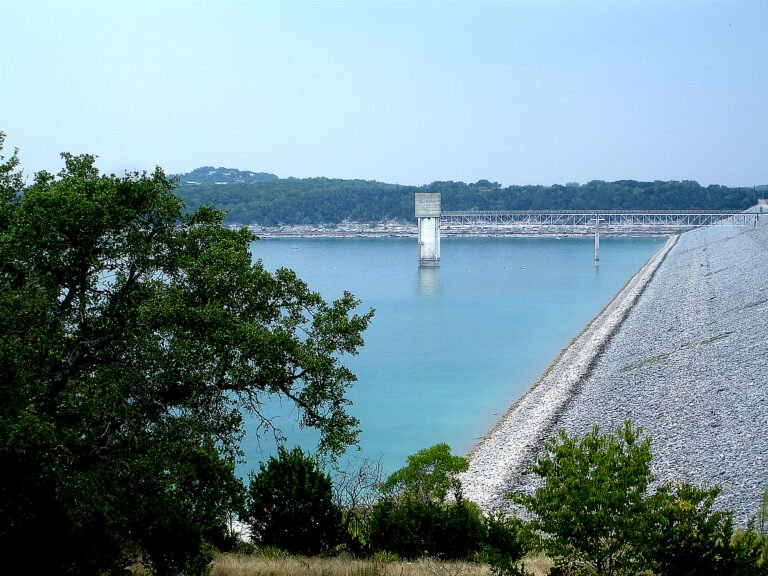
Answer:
[
  {"xmin": 245, "ymin": 446, "xmax": 342, "ymax": 555},
  {"xmin": 368, "ymin": 492, "xmax": 486, "ymax": 560},
  {"xmin": 511, "ymin": 421, "xmax": 653, "ymax": 576},
  {"xmin": 643, "ymin": 482, "xmax": 733, "ymax": 575},
  {"xmin": 369, "ymin": 444, "xmax": 486, "ymax": 559},
  {"xmin": 0, "ymin": 141, "xmax": 372, "ymax": 574},
  {"xmin": 382, "ymin": 442, "xmax": 468, "ymax": 504},
  {"xmin": 483, "ymin": 512, "xmax": 533, "ymax": 576},
  {"xmin": 759, "ymin": 487, "xmax": 768, "ymax": 537},
  {"xmin": 729, "ymin": 523, "xmax": 768, "ymax": 576},
  {"xmin": 513, "ymin": 421, "xmax": 768, "ymax": 576}
]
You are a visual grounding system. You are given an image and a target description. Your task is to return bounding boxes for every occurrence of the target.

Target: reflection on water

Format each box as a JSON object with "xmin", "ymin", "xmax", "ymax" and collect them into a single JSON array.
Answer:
[{"xmin": 417, "ymin": 266, "xmax": 441, "ymax": 296}]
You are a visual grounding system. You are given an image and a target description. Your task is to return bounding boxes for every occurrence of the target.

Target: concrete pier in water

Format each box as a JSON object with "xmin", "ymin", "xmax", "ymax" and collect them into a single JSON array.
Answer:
[{"xmin": 415, "ymin": 193, "xmax": 441, "ymax": 267}]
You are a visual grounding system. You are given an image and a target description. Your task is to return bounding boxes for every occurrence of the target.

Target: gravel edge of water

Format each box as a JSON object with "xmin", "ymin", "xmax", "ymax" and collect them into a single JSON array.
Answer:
[
  {"xmin": 461, "ymin": 211, "xmax": 768, "ymax": 524},
  {"xmin": 459, "ymin": 235, "xmax": 679, "ymax": 511}
]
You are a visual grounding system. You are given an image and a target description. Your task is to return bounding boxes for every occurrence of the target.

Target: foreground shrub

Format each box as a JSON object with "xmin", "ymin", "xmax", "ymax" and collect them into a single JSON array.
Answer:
[
  {"xmin": 482, "ymin": 512, "xmax": 532, "ymax": 576},
  {"xmin": 368, "ymin": 443, "xmax": 487, "ymax": 559},
  {"xmin": 643, "ymin": 482, "xmax": 733, "ymax": 575},
  {"xmin": 368, "ymin": 495, "xmax": 486, "ymax": 560},
  {"xmin": 510, "ymin": 421, "xmax": 768, "ymax": 576},
  {"xmin": 245, "ymin": 446, "xmax": 342, "ymax": 555},
  {"xmin": 728, "ymin": 523, "xmax": 768, "ymax": 576},
  {"xmin": 381, "ymin": 443, "xmax": 468, "ymax": 503},
  {"xmin": 368, "ymin": 497, "xmax": 431, "ymax": 559},
  {"xmin": 332, "ymin": 457, "xmax": 384, "ymax": 555},
  {"xmin": 511, "ymin": 421, "xmax": 653, "ymax": 575}
]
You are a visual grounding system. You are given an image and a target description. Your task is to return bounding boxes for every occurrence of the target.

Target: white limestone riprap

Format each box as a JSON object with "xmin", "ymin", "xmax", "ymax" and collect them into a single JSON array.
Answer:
[{"xmin": 460, "ymin": 210, "xmax": 768, "ymax": 525}]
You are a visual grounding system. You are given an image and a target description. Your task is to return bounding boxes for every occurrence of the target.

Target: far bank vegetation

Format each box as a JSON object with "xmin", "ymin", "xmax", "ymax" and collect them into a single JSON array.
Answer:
[{"xmin": 174, "ymin": 170, "xmax": 763, "ymax": 227}]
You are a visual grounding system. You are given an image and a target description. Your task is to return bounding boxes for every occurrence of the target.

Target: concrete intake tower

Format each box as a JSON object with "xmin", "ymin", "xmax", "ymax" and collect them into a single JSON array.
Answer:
[{"xmin": 415, "ymin": 192, "xmax": 441, "ymax": 267}]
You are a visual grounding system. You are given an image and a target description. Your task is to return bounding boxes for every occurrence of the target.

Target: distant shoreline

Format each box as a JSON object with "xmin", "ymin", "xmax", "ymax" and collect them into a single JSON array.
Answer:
[{"xmin": 239, "ymin": 222, "xmax": 674, "ymax": 239}]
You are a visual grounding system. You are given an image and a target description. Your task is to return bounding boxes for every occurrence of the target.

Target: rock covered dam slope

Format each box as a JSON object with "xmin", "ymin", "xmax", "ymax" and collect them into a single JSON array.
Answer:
[{"xmin": 461, "ymin": 211, "xmax": 768, "ymax": 524}]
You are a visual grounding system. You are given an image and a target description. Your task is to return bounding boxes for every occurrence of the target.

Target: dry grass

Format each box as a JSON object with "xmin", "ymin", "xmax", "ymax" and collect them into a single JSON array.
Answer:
[
  {"xmin": 521, "ymin": 554, "xmax": 553, "ymax": 576},
  {"xmin": 210, "ymin": 552, "xmax": 553, "ymax": 576}
]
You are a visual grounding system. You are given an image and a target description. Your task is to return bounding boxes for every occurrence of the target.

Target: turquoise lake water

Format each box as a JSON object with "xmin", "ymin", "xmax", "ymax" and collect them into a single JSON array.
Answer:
[{"xmin": 240, "ymin": 236, "xmax": 664, "ymax": 476}]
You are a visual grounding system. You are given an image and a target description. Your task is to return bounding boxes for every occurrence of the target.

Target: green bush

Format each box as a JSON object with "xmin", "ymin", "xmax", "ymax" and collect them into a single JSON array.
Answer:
[
  {"xmin": 511, "ymin": 421, "xmax": 653, "ymax": 575},
  {"xmin": 483, "ymin": 512, "xmax": 529, "ymax": 560},
  {"xmin": 642, "ymin": 482, "xmax": 733, "ymax": 575},
  {"xmin": 482, "ymin": 512, "xmax": 532, "ymax": 576},
  {"xmin": 381, "ymin": 443, "xmax": 468, "ymax": 504},
  {"xmin": 435, "ymin": 497, "xmax": 486, "ymax": 559},
  {"xmin": 509, "ymin": 421, "xmax": 768, "ymax": 576},
  {"xmin": 368, "ymin": 495, "xmax": 485, "ymax": 559},
  {"xmin": 257, "ymin": 545, "xmax": 291, "ymax": 559},
  {"xmin": 245, "ymin": 446, "xmax": 342, "ymax": 555},
  {"xmin": 367, "ymin": 443, "xmax": 486, "ymax": 559},
  {"xmin": 368, "ymin": 497, "xmax": 428, "ymax": 559},
  {"xmin": 728, "ymin": 524, "xmax": 768, "ymax": 576}
]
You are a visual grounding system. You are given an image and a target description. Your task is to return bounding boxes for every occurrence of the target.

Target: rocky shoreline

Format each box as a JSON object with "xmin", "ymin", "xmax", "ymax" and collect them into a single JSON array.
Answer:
[
  {"xmin": 460, "ymin": 210, "xmax": 768, "ymax": 525},
  {"xmin": 458, "ymin": 235, "xmax": 678, "ymax": 511}
]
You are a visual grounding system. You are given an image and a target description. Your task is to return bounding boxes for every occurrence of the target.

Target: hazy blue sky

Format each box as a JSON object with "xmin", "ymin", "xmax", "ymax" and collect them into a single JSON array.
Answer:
[{"xmin": 2, "ymin": 0, "xmax": 766, "ymax": 187}]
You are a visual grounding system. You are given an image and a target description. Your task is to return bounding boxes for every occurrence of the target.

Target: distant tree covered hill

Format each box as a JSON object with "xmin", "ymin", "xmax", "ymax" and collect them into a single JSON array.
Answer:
[
  {"xmin": 175, "ymin": 177, "xmax": 416, "ymax": 225},
  {"xmin": 173, "ymin": 172, "xmax": 760, "ymax": 226},
  {"xmin": 177, "ymin": 166, "xmax": 278, "ymax": 185}
]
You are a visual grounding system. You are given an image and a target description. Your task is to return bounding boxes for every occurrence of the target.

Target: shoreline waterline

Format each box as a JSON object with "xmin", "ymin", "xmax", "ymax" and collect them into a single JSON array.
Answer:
[
  {"xmin": 241, "ymin": 222, "xmax": 674, "ymax": 239},
  {"xmin": 459, "ymin": 234, "xmax": 679, "ymax": 511}
]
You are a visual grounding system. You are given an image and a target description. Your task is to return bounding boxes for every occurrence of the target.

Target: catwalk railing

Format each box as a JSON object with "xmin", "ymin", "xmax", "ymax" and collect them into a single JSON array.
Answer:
[{"xmin": 439, "ymin": 210, "xmax": 756, "ymax": 230}]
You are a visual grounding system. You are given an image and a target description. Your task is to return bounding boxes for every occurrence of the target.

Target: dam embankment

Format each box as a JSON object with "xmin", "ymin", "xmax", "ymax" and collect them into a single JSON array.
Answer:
[{"xmin": 461, "ymin": 209, "xmax": 768, "ymax": 525}]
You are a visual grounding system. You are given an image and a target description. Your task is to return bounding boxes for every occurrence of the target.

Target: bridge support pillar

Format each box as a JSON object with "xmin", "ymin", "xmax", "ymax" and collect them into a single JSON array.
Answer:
[
  {"xmin": 415, "ymin": 193, "xmax": 441, "ymax": 267},
  {"xmin": 594, "ymin": 215, "xmax": 600, "ymax": 266}
]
